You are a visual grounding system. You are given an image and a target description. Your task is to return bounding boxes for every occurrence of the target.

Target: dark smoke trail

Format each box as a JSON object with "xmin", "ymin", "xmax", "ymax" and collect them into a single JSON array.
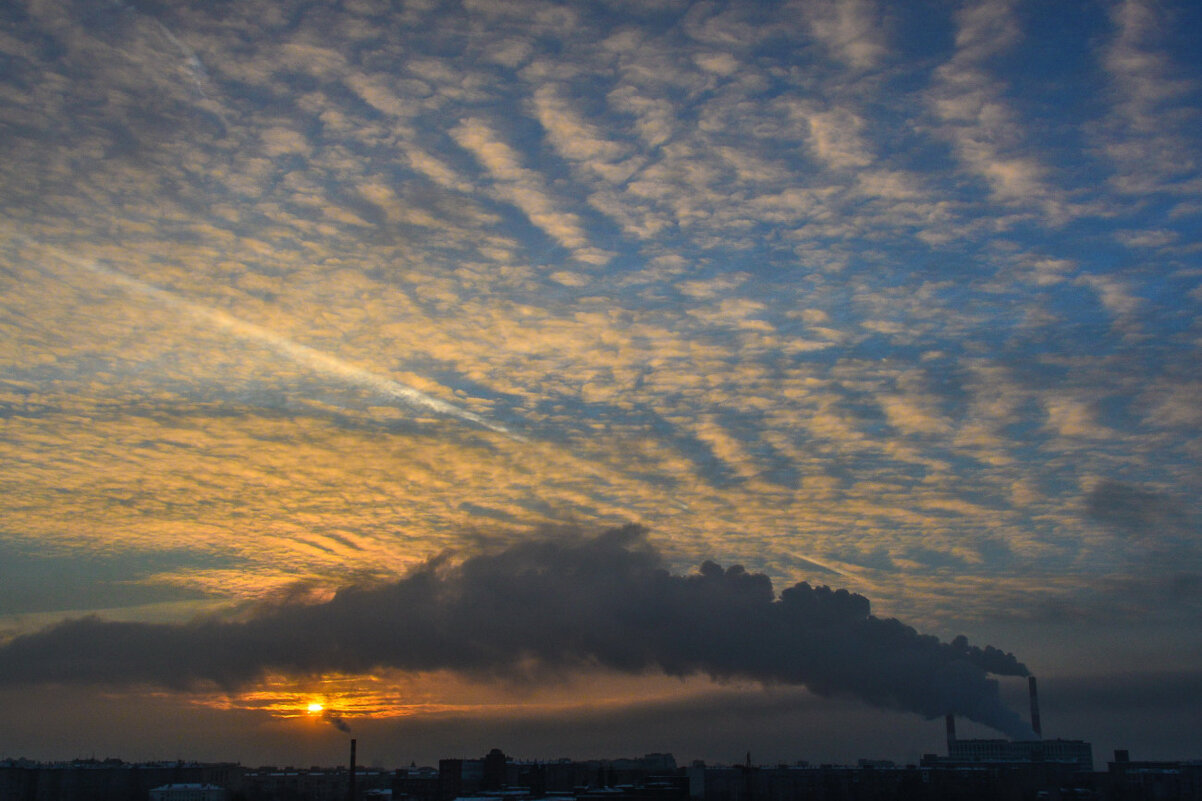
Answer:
[{"xmin": 0, "ymin": 526, "xmax": 1034, "ymax": 737}]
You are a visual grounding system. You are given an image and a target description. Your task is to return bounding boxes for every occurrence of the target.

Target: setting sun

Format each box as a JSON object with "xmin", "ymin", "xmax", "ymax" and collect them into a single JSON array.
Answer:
[{"xmin": 306, "ymin": 702, "xmax": 323, "ymax": 714}]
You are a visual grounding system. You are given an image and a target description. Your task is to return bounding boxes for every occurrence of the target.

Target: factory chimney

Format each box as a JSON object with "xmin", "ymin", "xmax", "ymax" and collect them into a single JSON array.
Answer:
[
  {"xmin": 1028, "ymin": 676, "xmax": 1042, "ymax": 739},
  {"xmin": 945, "ymin": 714, "xmax": 957, "ymax": 752},
  {"xmin": 349, "ymin": 738, "xmax": 357, "ymax": 801}
]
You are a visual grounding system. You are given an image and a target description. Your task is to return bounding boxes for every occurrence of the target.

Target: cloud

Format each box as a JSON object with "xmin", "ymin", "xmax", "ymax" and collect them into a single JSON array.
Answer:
[
  {"xmin": 451, "ymin": 117, "xmax": 612, "ymax": 263},
  {"xmin": 794, "ymin": 0, "xmax": 887, "ymax": 71},
  {"xmin": 1098, "ymin": 0, "xmax": 1201, "ymax": 197},
  {"xmin": 2, "ymin": 1, "xmax": 1201, "ymax": 761},
  {"xmin": 1076, "ymin": 274, "xmax": 1141, "ymax": 319},
  {"xmin": 531, "ymin": 85, "xmax": 629, "ymax": 166},
  {"xmin": 1085, "ymin": 480, "xmax": 1196, "ymax": 546},
  {"xmin": 1043, "ymin": 394, "xmax": 1111, "ymax": 441},
  {"xmin": 1051, "ymin": 669, "xmax": 1202, "ymax": 712},
  {"xmin": 925, "ymin": 0, "xmax": 1069, "ymax": 217},
  {"xmin": 50, "ymin": 248, "xmax": 516, "ymax": 438},
  {"xmin": 0, "ymin": 527, "xmax": 1034, "ymax": 737}
]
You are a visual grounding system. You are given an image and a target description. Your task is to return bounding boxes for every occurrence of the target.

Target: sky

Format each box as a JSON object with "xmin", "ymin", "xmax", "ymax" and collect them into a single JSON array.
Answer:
[{"xmin": 0, "ymin": 0, "xmax": 1200, "ymax": 770}]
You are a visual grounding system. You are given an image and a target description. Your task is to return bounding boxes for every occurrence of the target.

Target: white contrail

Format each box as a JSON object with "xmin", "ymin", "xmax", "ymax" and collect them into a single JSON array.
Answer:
[
  {"xmin": 150, "ymin": 18, "xmax": 211, "ymax": 100},
  {"xmin": 108, "ymin": 0, "xmax": 231, "ymax": 126},
  {"xmin": 56, "ymin": 251, "xmax": 518, "ymax": 439},
  {"xmin": 147, "ymin": 15, "xmax": 233, "ymax": 128}
]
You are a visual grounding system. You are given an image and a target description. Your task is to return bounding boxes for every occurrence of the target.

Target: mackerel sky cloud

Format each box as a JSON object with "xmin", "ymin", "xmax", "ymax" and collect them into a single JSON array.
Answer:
[{"xmin": 0, "ymin": 0, "xmax": 1199, "ymax": 766}]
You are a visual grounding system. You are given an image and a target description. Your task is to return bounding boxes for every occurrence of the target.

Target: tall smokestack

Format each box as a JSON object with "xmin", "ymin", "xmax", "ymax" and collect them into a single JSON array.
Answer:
[
  {"xmin": 945, "ymin": 714, "xmax": 957, "ymax": 752},
  {"xmin": 349, "ymin": 738, "xmax": 357, "ymax": 801},
  {"xmin": 1028, "ymin": 676, "xmax": 1042, "ymax": 739}
]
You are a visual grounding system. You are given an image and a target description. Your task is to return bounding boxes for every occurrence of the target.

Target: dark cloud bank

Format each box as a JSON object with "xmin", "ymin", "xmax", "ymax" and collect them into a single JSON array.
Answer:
[{"xmin": 0, "ymin": 526, "xmax": 1034, "ymax": 737}]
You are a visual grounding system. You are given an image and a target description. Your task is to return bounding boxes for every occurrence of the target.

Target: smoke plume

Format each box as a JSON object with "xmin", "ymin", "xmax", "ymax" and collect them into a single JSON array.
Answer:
[{"xmin": 0, "ymin": 526, "xmax": 1034, "ymax": 737}]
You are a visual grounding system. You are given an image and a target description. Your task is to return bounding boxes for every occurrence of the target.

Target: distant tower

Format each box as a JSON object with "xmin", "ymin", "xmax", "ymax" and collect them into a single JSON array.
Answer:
[
  {"xmin": 1028, "ymin": 676, "xmax": 1042, "ymax": 739},
  {"xmin": 349, "ymin": 738, "xmax": 357, "ymax": 801},
  {"xmin": 483, "ymin": 748, "xmax": 507, "ymax": 791},
  {"xmin": 945, "ymin": 714, "xmax": 957, "ymax": 752}
]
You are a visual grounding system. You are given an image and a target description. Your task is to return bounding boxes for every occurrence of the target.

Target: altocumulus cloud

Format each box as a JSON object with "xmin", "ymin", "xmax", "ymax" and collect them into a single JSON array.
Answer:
[{"xmin": 0, "ymin": 527, "xmax": 1034, "ymax": 737}]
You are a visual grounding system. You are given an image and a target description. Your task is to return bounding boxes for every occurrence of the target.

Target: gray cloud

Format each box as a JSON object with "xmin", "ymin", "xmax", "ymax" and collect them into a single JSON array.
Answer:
[
  {"xmin": 1051, "ymin": 669, "xmax": 1202, "ymax": 712},
  {"xmin": 1085, "ymin": 481, "xmax": 1202, "ymax": 580},
  {"xmin": 0, "ymin": 527, "xmax": 1033, "ymax": 737},
  {"xmin": 1085, "ymin": 480, "xmax": 1194, "ymax": 540}
]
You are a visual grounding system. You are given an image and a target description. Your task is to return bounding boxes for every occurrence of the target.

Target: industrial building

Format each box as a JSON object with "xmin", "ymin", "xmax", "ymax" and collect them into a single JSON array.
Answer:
[
  {"xmin": 148, "ymin": 783, "xmax": 229, "ymax": 801},
  {"xmin": 922, "ymin": 676, "xmax": 1094, "ymax": 771}
]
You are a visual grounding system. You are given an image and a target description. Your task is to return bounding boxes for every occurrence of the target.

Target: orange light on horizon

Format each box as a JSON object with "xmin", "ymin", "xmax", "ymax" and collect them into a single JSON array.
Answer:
[{"xmin": 190, "ymin": 669, "xmax": 738, "ymax": 722}]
